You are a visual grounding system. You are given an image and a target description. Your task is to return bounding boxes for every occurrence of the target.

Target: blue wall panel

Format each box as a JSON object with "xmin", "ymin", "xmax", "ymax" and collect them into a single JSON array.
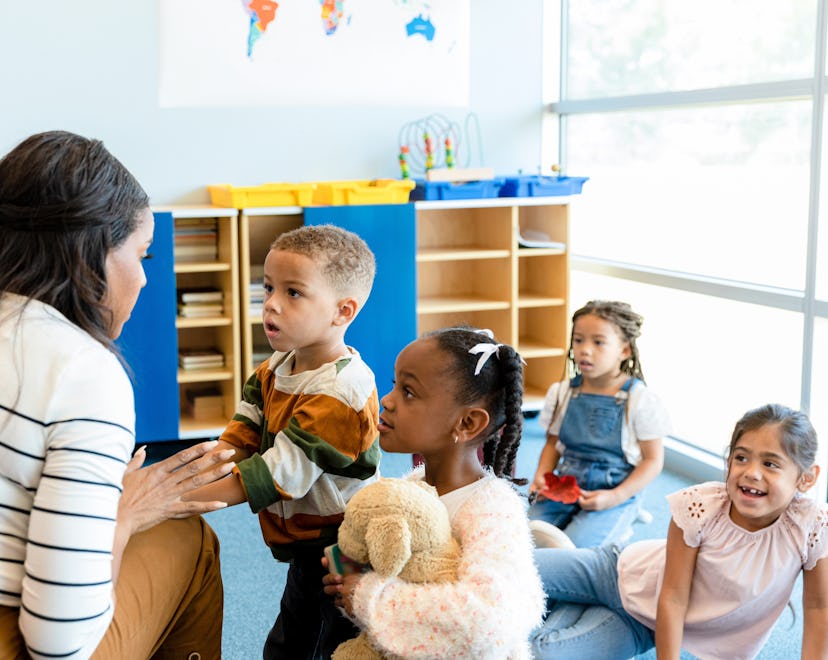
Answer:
[
  {"xmin": 303, "ymin": 204, "xmax": 417, "ymax": 398},
  {"xmin": 116, "ymin": 211, "xmax": 180, "ymax": 443}
]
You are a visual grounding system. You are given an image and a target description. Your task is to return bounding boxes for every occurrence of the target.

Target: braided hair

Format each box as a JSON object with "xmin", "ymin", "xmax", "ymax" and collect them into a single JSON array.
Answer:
[
  {"xmin": 425, "ymin": 326, "xmax": 525, "ymax": 483},
  {"xmin": 568, "ymin": 300, "xmax": 645, "ymax": 382}
]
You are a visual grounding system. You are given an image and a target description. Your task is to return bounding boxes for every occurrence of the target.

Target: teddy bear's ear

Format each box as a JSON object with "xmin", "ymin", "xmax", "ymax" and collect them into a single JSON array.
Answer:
[{"xmin": 365, "ymin": 515, "xmax": 412, "ymax": 577}]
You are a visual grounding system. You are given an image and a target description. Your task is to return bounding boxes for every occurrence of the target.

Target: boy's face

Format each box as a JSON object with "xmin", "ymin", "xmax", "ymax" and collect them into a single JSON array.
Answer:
[{"xmin": 262, "ymin": 248, "xmax": 345, "ymax": 356}]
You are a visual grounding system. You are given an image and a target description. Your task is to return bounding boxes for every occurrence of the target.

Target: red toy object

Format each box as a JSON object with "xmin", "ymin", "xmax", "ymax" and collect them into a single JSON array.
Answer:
[{"xmin": 539, "ymin": 472, "xmax": 582, "ymax": 504}]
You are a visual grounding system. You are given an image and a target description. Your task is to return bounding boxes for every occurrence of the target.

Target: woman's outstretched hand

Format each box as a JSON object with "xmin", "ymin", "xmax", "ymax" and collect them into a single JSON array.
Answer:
[{"xmin": 118, "ymin": 440, "xmax": 235, "ymax": 536}]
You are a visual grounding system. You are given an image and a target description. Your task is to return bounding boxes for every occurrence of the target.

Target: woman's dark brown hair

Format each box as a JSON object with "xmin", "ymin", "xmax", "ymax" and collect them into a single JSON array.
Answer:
[{"xmin": 0, "ymin": 130, "xmax": 150, "ymax": 348}]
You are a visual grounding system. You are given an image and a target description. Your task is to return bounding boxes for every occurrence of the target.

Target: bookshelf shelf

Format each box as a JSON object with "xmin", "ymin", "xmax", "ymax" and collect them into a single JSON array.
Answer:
[
  {"xmin": 414, "ymin": 197, "xmax": 572, "ymax": 411},
  {"xmin": 157, "ymin": 205, "xmax": 241, "ymax": 439}
]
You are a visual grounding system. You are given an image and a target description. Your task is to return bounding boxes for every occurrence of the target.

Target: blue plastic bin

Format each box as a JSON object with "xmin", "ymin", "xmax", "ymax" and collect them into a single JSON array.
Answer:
[
  {"xmin": 499, "ymin": 175, "xmax": 589, "ymax": 198},
  {"xmin": 411, "ymin": 178, "xmax": 505, "ymax": 201}
]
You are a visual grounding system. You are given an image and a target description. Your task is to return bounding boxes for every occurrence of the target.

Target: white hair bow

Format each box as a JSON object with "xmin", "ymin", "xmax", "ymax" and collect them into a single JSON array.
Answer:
[{"xmin": 469, "ymin": 342, "xmax": 502, "ymax": 375}]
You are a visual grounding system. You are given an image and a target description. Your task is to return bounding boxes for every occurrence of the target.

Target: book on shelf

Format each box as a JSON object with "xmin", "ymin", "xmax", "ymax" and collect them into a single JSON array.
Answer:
[
  {"xmin": 178, "ymin": 348, "xmax": 225, "ymax": 370},
  {"xmin": 177, "ymin": 303, "xmax": 224, "ymax": 318},
  {"xmin": 174, "ymin": 244, "xmax": 218, "ymax": 262},
  {"xmin": 178, "ymin": 288, "xmax": 224, "ymax": 304},
  {"xmin": 249, "ymin": 270, "xmax": 265, "ymax": 317},
  {"xmin": 174, "ymin": 218, "xmax": 218, "ymax": 262},
  {"xmin": 517, "ymin": 228, "xmax": 566, "ymax": 250}
]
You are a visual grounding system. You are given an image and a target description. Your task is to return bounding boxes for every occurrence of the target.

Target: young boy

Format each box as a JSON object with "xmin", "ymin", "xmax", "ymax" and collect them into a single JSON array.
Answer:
[{"xmin": 187, "ymin": 224, "xmax": 380, "ymax": 659}]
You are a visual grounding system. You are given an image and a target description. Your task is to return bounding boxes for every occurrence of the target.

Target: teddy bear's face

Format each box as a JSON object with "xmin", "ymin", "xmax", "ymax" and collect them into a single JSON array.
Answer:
[{"xmin": 338, "ymin": 479, "xmax": 455, "ymax": 578}]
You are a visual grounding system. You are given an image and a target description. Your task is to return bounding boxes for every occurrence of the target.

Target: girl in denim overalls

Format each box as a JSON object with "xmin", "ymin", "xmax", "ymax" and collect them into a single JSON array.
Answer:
[{"xmin": 528, "ymin": 300, "xmax": 671, "ymax": 548}]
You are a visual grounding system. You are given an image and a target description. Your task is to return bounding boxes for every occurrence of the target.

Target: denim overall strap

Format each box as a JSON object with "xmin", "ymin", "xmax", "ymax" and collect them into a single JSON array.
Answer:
[{"xmin": 558, "ymin": 377, "xmax": 634, "ymax": 486}]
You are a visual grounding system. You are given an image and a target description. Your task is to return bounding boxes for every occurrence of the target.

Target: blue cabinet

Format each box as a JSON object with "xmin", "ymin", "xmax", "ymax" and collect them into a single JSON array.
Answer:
[
  {"xmin": 304, "ymin": 204, "xmax": 418, "ymax": 393},
  {"xmin": 125, "ymin": 204, "xmax": 416, "ymax": 444},
  {"xmin": 116, "ymin": 211, "xmax": 180, "ymax": 443}
]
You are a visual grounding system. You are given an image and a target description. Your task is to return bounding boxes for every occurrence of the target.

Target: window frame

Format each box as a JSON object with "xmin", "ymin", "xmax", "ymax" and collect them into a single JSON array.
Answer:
[{"xmin": 545, "ymin": 0, "xmax": 828, "ymax": 496}]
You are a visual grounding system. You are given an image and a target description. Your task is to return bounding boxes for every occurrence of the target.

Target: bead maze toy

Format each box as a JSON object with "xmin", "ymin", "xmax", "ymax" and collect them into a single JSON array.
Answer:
[{"xmin": 397, "ymin": 113, "xmax": 493, "ymax": 182}]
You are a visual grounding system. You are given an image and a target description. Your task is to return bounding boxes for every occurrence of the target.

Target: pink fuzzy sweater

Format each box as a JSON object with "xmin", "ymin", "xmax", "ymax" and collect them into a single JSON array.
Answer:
[{"xmin": 351, "ymin": 469, "xmax": 545, "ymax": 659}]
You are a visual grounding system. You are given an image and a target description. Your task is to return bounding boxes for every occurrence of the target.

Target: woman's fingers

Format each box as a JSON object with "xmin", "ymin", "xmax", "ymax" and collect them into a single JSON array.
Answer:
[
  {"xmin": 185, "ymin": 458, "xmax": 235, "ymax": 490},
  {"xmin": 165, "ymin": 439, "xmax": 220, "ymax": 471},
  {"xmin": 125, "ymin": 445, "xmax": 147, "ymax": 474},
  {"xmin": 168, "ymin": 498, "xmax": 228, "ymax": 518}
]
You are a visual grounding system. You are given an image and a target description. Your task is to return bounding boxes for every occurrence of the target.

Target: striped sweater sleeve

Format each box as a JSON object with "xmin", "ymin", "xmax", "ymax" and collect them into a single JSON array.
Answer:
[{"xmin": 16, "ymin": 343, "xmax": 134, "ymax": 659}]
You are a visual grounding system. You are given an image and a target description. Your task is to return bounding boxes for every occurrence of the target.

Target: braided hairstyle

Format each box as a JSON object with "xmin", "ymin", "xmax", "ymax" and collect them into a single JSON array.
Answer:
[
  {"xmin": 426, "ymin": 326, "xmax": 525, "ymax": 483},
  {"xmin": 568, "ymin": 300, "xmax": 645, "ymax": 382}
]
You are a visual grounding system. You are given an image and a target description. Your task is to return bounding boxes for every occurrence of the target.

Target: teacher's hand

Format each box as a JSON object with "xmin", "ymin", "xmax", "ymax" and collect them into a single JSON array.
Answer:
[{"xmin": 118, "ymin": 440, "xmax": 235, "ymax": 536}]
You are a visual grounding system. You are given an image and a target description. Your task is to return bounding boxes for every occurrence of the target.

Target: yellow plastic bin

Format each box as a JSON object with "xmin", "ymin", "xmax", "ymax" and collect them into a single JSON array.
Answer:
[
  {"xmin": 311, "ymin": 179, "xmax": 415, "ymax": 205},
  {"xmin": 208, "ymin": 183, "xmax": 317, "ymax": 208}
]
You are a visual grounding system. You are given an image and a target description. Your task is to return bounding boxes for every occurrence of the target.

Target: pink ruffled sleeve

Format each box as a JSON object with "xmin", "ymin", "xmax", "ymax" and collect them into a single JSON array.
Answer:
[{"xmin": 667, "ymin": 482, "xmax": 728, "ymax": 548}]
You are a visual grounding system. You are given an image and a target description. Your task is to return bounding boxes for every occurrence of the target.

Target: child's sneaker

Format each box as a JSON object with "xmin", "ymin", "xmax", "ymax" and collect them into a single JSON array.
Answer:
[{"xmin": 529, "ymin": 520, "xmax": 576, "ymax": 549}]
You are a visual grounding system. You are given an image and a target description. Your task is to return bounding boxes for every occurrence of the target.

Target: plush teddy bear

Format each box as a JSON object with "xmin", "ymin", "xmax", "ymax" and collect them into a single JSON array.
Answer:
[{"xmin": 331, "ymin": 477, "xmax": 461, "ymax": 660}]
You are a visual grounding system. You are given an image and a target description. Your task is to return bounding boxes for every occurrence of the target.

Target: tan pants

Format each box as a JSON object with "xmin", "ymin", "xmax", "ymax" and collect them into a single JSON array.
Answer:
[{"xmin": 0, "ymin": 516, "xmax": 223, "ymax": 660}]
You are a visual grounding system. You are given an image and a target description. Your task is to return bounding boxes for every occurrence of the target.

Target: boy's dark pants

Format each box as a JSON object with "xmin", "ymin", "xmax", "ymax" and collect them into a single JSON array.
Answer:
[{"xmin": 263, "ymin": 547, "xmax": 359, "ymax": 660}]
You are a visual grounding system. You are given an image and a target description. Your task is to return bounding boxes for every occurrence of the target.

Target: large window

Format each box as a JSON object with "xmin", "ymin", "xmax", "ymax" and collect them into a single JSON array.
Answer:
[{"xmin": 548, "ymin": 0, "xmax": 828, "ymax": 492}]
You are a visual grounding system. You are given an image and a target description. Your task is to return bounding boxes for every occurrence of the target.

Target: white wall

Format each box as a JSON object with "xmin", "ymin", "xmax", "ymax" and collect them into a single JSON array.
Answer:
[{"xmin": 0, "ymin": 2, "xmax": 545, "ymax": 204}]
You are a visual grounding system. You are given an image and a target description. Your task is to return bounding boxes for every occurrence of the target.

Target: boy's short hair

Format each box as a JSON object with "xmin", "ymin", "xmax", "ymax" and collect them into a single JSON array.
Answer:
[{"xmin": 271, "ymin": 224, "xmax": 376, "ymax": 306}]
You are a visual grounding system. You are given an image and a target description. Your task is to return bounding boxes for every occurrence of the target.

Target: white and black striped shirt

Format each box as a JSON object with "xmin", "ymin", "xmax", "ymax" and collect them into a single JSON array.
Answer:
[{"xmin": 0, "ymin": 293, "xmax": 134, "ymax": 659}]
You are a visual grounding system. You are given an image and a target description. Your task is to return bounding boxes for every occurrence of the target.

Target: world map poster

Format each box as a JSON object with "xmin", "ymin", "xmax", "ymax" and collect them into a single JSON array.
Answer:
[{"xmin": 159, "ymin": 0, "xmax": 470, "ymax": 107}]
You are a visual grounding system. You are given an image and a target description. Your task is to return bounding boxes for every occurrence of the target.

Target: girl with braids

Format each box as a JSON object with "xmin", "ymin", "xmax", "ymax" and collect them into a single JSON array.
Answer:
[
  {"xmin": 528, "ymin": 300, "xmax": 671, "ymax": 548},
  {"xmin": 323, "ymin": 327, "xmax": 545, "ymax": 659}
]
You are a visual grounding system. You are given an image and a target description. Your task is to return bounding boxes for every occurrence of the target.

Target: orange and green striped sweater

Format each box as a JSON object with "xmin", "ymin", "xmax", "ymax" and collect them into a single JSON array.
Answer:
[{"xmin": 221, "ymin": 348, "xmax": 380, "ymax": 560}]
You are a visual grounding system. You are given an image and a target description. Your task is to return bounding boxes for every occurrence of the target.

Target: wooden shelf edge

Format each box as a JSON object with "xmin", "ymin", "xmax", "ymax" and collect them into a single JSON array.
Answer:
[
  {"xmin": 417, "ymin": 248, "xmax": 511, "ymax": 262},
  {"xmin": 177, "ymin": 369, "xmax": 234, "ymax": 383},
  {"xmin": 418, "ymin": 296, "xmax": 511, "ymax": 314},
  {"xmin": 174, "ymin": 261, "xmax": 232, "ymax": 274},
  {"xmin": 517, "ymin": 247, "xmax": 566, "ymax": 257},
  {"xmin": 518, "ymin": 344, "xmax": 566, "ymax": 359},
  {"xmin": 178, "ymin": 416, "xmax": 228, "ymax": 440},
  {"xmin": 153, "ymin": 204, "xmax": 238, "ymax": 219},
  {"xmin": 176, "ymin": 316, "xmax": 233, "ymax": 328},
  {"xmin": 517, "ymin": 295, "xmax": 566, "ymax": 308}
]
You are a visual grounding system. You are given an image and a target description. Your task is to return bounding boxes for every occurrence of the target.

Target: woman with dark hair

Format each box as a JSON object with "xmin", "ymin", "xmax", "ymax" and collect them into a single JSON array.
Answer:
[{"xmin": 0, "ymin": 131, "xmax": 232, "ymax": 659}]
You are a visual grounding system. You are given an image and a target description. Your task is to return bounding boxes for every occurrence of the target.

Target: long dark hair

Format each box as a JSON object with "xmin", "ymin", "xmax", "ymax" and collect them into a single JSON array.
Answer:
[{"xmin": 0, "ymin": 130, "xmax": 150, "ymax": 349}]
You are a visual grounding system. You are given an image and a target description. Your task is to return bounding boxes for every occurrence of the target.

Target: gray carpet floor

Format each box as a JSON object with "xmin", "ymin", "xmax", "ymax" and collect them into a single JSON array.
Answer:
[{"xmin": 194, "ymin": 414, "xmax": 802, "ymax": 659}]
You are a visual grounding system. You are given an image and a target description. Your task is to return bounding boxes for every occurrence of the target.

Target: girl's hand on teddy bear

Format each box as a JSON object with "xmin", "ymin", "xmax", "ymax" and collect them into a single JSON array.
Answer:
[
  {"xmin": 322, "ymin": 559, "xmax": 343, "ymax": 598},
  {"xmin": 336, "ymin": 573, "xmax": 361, "ymax": 616}
]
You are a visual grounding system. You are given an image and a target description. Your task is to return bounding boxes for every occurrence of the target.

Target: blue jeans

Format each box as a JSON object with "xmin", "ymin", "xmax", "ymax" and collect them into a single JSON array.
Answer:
[
  {"xmin": 528, "ymin": 455, "xmax": 642, "ymax": 548},
  {"xmin": 530, "ymin": 545, "xmax": 654, "ymax": 660}
]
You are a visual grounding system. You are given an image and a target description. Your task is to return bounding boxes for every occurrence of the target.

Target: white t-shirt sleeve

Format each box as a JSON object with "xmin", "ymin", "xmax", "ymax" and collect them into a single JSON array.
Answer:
[
  {"xmin": 538, "ymin": 381, "xmax": 563, "ymax": 432},
  {"xmin": 630, "ymin": 386, "xmax": 671, "ymax": 440}
]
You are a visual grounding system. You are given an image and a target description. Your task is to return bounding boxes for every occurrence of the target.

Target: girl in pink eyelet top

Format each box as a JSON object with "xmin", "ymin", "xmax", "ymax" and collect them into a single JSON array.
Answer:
[
  {"xmin": 323, "ymin": 327, "xmax": 545, "ymax": 659},
  {"xmin": 531, "ymin": 403, "xmax": 828, "ymax": 660}
]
